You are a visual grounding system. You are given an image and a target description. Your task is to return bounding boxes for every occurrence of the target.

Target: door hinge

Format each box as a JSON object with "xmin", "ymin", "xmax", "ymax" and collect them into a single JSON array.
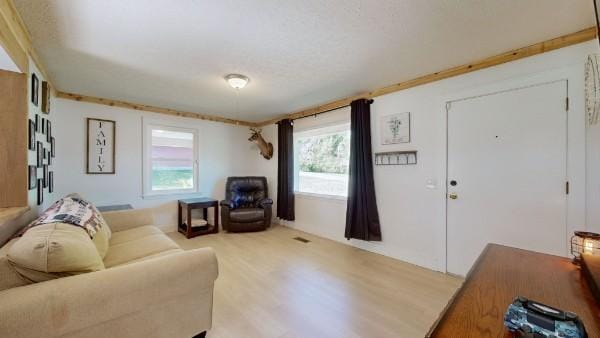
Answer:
[
  {"xmin": 566, "ymin": 97, "xmax": 569, "ymax": 111},
  {"xmin": 566, "ymin": 181, "xmax": 570, "ymax": 195},
  {"xmin": 445, "ymin": 102, "xmax": 451, "ymax": 111}
]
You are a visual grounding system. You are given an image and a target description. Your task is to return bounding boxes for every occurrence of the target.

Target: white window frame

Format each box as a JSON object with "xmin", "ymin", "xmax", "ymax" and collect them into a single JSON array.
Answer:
[
  {"xmin": 142, "ymin": 119, "xmax": 199, "ymax": 197},
  {"xmin": 293, "ymin": 121, "xmax": 351, "ymax": 200}
]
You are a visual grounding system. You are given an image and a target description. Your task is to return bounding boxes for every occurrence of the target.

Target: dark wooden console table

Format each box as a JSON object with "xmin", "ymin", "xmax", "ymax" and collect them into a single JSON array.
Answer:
[
  {"xmin": 178, "ymin": 198, "xmax": 218, "ymax": 239},
  {"xmin": 427, "ymin": 244, "xmax": 600, "ymax": 337}
]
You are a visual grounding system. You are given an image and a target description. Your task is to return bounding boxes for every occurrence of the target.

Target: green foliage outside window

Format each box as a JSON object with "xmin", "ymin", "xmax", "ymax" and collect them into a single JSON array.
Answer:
[{"xmin": 297, "ymin": 131, "xmax": 350, "ymax": 174}]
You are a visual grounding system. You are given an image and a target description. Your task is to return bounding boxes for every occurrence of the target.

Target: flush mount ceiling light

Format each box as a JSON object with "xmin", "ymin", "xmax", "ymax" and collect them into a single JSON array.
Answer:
[{"xmin": 225, "ymin": 74, "xmax": 250, "ymax": 90}]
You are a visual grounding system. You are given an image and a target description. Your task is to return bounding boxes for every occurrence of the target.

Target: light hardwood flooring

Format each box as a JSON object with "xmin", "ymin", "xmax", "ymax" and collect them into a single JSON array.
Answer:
[{"xmin": 168, "ymin": 225, "xmax": 462, "ymax": 338}]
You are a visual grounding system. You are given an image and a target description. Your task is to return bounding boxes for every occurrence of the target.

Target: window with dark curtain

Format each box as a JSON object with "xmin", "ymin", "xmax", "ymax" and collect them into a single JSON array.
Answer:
[
  {"xmin": 277, "ymin": 119, "xmax": 295, "ymax": 220},
  {"xmin": 345, "ymin": 99, "xmax": 382, "ymax": 241}
]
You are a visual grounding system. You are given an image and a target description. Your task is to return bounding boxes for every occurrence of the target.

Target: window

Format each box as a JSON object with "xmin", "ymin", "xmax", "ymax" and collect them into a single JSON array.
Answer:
[
  {"xmin": 143, "ymin": 121, "xmax": 198, "ymax": 196},
  {"xmin": 294, "ymin": 123, "xmax": 350, "ymax": 197}
]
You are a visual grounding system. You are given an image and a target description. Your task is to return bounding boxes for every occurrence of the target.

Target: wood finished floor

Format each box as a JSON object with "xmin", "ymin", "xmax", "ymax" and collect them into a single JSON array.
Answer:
[{"xmin": 168, "ymin": 225, "xmax": 462, "ymax": 338}]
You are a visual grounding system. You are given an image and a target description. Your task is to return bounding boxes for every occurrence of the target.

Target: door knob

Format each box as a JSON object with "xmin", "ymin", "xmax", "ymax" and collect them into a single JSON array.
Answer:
[{"xmin": 448, "ymin": 193, "xmax": 458, "ymax": 200}]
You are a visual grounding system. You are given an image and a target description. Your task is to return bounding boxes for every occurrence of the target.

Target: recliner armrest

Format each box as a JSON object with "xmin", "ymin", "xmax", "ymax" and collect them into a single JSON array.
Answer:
[
  {"xmin": 258, "ymin": 198, "xmax": 273, "ymax": 208},
  {"xmin": 220, "ymin": 200, "xmax": 235, "ymax": 209}
]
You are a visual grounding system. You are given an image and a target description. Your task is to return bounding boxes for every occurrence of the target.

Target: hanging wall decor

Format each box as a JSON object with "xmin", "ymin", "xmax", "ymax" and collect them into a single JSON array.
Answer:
[
  {"xmin": 41, "ymin": 81, "xmax": 50, "ymax": 114},
  {"xmin": 36, "ymin": 141, "xmax": 44, "ymax": 167},
  {"xmin": 374, "ymin": 151, "xmax": 418, "ymax": 165},
  {"xmin": 37, "ymin": 178, "xmax": 43, "ymax": 205},
  {"xmin": 87, "ymin": 118, "xmax": 116, "ymax": 174},
  {"xmin": 31, "ymin": 73, "xmax": 39, "ymax": 106},
  {"xmin": 43, "ymin": 165, "xmax": 49, "ymax": 188},
  {"xmin": 46, "ymin": 120, "xmax": 52, "ymax": 142},
  {"xmin": 28, "ymin": 119, "xmax": 35, "ymax": 150},
  {"xmin": 28, "ymin": 165, "xmax": 37, "ymax": 190},
  {"xmin": 48, "ymin": 171, "xmax": 54, "ymax": 193},
  {"xmin": 381, "ymin": 112, "xmax": 410, "ymax": 144}
]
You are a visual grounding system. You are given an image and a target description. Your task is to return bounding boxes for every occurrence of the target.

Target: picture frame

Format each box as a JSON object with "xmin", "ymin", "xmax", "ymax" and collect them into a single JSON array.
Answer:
[
  {"xmin": 48, "ymin": 171, "xmax": 54, "ymax": 193},
  {"xmin": 28, "ymin": 165, "xmax": 37, "ymax": 190},
  {"xmin": 31, "ymin": 73, "xmax": 39, "ymax": 106},
  {"xmin": 43, "ymin": 165, "xmax": 49, "ymax": 188},
  {"xmin": 36, "ymin": 141, "xmax": 43, "ymax": 167},
  {"xmin": 37, "ymin": 178, "xmax": 43, "ymax": 205},
  {"xmin": 46, "ymin": 120, "xmax": 52, "ymax": 142},
  {"xmin": 47, "ymin": 149, "xmax": 52, "ymax": 165},
  {"xmin": 35, "ymin": 114, "xmax": 40, "ymax": 132},
  {"xmin": 28, "ymin": 119, "xmax": 35, "ymax": 150},
  {"xmin": 380, "ymin": 112, "xmax": 410, "ymax": 145},
  {"xmin": 41, "ymin": 81, "xmax": 50, "ymax": 114},
  {"xmin": 87, "ymin": 118, "xmax": 116, "ymax": 174},
  {"xmin": 51, "ymin": 137, "xmax": 55, "ymax": 157},
  {"xmin": 41, "ymin": 117, "xmax": 46, "ymax": 134}
]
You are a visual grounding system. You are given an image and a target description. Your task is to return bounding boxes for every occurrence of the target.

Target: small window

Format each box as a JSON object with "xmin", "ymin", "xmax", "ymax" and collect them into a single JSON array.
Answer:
[
  {"xmin": 294, "ymin": 123, "xmax": 350, "ymax": 197},
  {"xmin": 143, "ymin": 121, "xmax": 198, "ymax": 196}
]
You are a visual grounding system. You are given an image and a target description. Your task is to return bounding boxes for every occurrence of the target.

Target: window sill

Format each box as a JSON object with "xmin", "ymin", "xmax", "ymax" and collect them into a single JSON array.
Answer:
[
  {"xmin": 294, "ymin": 191, "xmax": 347, "ymax": 202},
  {"xmin": 142, "ymin": 191, "xmax": 204, "ymax": 200}
]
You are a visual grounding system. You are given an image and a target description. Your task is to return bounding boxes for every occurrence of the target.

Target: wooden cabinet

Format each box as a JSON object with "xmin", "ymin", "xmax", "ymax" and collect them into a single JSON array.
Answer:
[{"xmin": 0, "ymin": 69, "xmax": 27, "ymax": 207}]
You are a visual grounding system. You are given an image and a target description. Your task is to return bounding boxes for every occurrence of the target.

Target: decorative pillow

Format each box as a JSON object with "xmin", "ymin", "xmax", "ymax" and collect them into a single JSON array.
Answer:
[
  {"xmin": 7, "ymin": 223, "xmax": 105, "ymax": 283},
  {"xmin": 17, "ymin": 194, "xmax": 111, "ymax": 258},
  {"xmin": 30, "ymin": 195, "xmax": 110, "ymax": 238}
]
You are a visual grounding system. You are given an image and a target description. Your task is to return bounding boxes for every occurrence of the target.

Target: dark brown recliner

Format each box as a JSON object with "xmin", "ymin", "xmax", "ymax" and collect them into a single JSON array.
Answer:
[{"xmin": 220, "ymin": 177, "xmax": 273, "ymax": 232}]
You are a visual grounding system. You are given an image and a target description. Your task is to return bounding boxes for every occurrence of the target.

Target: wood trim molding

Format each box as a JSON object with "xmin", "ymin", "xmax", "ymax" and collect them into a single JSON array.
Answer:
[
  {"xmin": 257, "ymin": 27, "xmax": 598, "ymax": 127},
  {"xmin": 0, "ymin": 0, "xmax": 52, "ymax": 84},
  {"xmin": 57, "ymin": 91, "xmax": 257, "ymax": 127}
]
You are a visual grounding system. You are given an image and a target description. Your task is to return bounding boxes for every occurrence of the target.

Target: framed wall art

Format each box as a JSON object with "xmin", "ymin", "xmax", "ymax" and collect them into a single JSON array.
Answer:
[
  {"xmin": 37, "ymin": 178, "xmax": 43, "ymax": 205},
  {"xmin": 49, "ymin": 171, "xmax": 54, "ymax": 193},
  {"xmin": 36, "ymin": 141, "xmax": 44, "ymax": 167},
  {"xmin": 87, "ymin": 118, "xmax": 116, "ymax": 174},
  {"xmin": 28, "ymin": 165, "xmax": 37, "ymax": 190},
  {"xmin": 51, "ymin": 137, "xmax": 55, "ymax": 157},
  {"xmin": 46, "ymin": 120, "xmax": 52, "ymax": 142},
  {"xmin": 31, "ymin": 73, "xmax": 39, "ymax": 106},
  {"xmin": 380, "ymin": 112, "xmax": 410, "ymax": 145},
  {"xmin": 41, "ymin": 81, "xmax": 50, "ymax": 113},
  {"xmin": 43, "ymin": 165, "xmax": 49, "ymax": 188},
  {"xmin": 28, "ymin": 119, "xmax": 35, "ymax": 150}
]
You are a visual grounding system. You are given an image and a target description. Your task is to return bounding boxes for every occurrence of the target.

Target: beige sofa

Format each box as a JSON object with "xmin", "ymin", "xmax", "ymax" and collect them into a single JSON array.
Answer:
[{"xmin": 0, "ymin": 208, "xmax": 219, "ymax": 338}]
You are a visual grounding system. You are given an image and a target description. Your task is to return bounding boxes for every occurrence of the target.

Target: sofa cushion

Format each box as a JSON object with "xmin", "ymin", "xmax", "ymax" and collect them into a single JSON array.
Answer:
[
  {"xmin": 0, "ymin": 239, "xmax": 31, "ymax": 291},
  {"xmin": 103, "ymin": 228, "xmax": 182, "ymax": 268},
  {"xmin": 230, "ymin": 208, "xmax": 265, "ymax": 222},
  {"xmin": 108, "ymin": 225, "xmax": 163, "ymax": 245},
  {"xmin": 7, "ymin": 223, "xmax": 105, "ymax": 282}
]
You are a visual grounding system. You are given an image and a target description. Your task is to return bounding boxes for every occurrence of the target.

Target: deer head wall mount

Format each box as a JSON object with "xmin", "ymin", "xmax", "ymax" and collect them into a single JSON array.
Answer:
[{"xmin": 248, "ymin": 128, "xmax": 273, "ymax": 160}]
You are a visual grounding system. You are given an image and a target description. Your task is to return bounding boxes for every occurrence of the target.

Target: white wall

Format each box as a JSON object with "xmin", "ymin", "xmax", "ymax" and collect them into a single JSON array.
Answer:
[
  {"xmin": 52, "ymin": 98, "xmax": 264, "ymax": 232},
  {"xmin": 0, "ymin": 45, "xmax": 19, "ymax": 72},
  {"xmin": 274, "ymin": 40, "xmax": 600, "ymax": 272}
]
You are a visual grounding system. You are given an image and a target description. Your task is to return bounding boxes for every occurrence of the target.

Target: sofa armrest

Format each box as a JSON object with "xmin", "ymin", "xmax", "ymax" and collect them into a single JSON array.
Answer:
[
  {"xmin": 0, "ymin": 248, "xmax": 218, "ymax": 338},
  {"xmin": 219, "ymin": 200, "xmax": 235, "ymax": 209},
  {"xmin": 258, "ymin": 198, "xmax": 273, "ymax": 208},
  {"xmin": 102, "ymin": 208, "xmax": 155, "ymax": 232}
]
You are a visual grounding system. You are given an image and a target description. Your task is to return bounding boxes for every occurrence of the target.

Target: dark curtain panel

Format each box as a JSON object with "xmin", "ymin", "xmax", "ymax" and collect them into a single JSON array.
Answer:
[
  {"xmin": 345, "ymin": 99, "xmax": 382, "ymax": 241},
  {"xmin": 277, "ymin": 119, "xmax": 295, "ymax": 220}
]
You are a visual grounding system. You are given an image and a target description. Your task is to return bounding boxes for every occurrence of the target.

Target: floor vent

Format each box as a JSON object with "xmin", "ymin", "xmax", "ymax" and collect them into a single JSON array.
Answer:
[{"xmin": 293, "ymin": 237, "xmax": 310, "ymax": 243}]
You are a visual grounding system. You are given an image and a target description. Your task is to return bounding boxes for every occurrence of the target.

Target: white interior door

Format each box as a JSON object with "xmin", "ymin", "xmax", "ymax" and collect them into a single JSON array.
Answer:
[{"xmin": 446, "ymin": 80, "xmax": 568, "ymax": 276}]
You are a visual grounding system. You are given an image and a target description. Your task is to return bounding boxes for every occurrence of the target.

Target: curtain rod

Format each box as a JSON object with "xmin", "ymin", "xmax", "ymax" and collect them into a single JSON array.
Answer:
[{"xmin": 292, "ymin": 98, "xmax": 373, "ymax": 122}]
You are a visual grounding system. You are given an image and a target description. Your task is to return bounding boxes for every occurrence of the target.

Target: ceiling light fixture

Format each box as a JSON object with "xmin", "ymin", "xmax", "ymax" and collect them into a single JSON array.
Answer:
[{"xmin": 225, "ymin": 74, "xmax": 250, "ymax": 90}]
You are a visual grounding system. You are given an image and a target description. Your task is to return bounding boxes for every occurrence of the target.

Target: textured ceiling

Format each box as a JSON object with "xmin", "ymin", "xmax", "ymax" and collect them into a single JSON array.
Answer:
[{"xmin": 14, "ymin": 0, "xmax": 596, "ymax": 122}]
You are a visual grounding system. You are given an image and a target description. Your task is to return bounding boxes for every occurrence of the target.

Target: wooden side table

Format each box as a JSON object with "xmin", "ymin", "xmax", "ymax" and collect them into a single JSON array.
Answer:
[{"xmin": 178, "ymin": 198, "xmax": 219, "ymax": 239}]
